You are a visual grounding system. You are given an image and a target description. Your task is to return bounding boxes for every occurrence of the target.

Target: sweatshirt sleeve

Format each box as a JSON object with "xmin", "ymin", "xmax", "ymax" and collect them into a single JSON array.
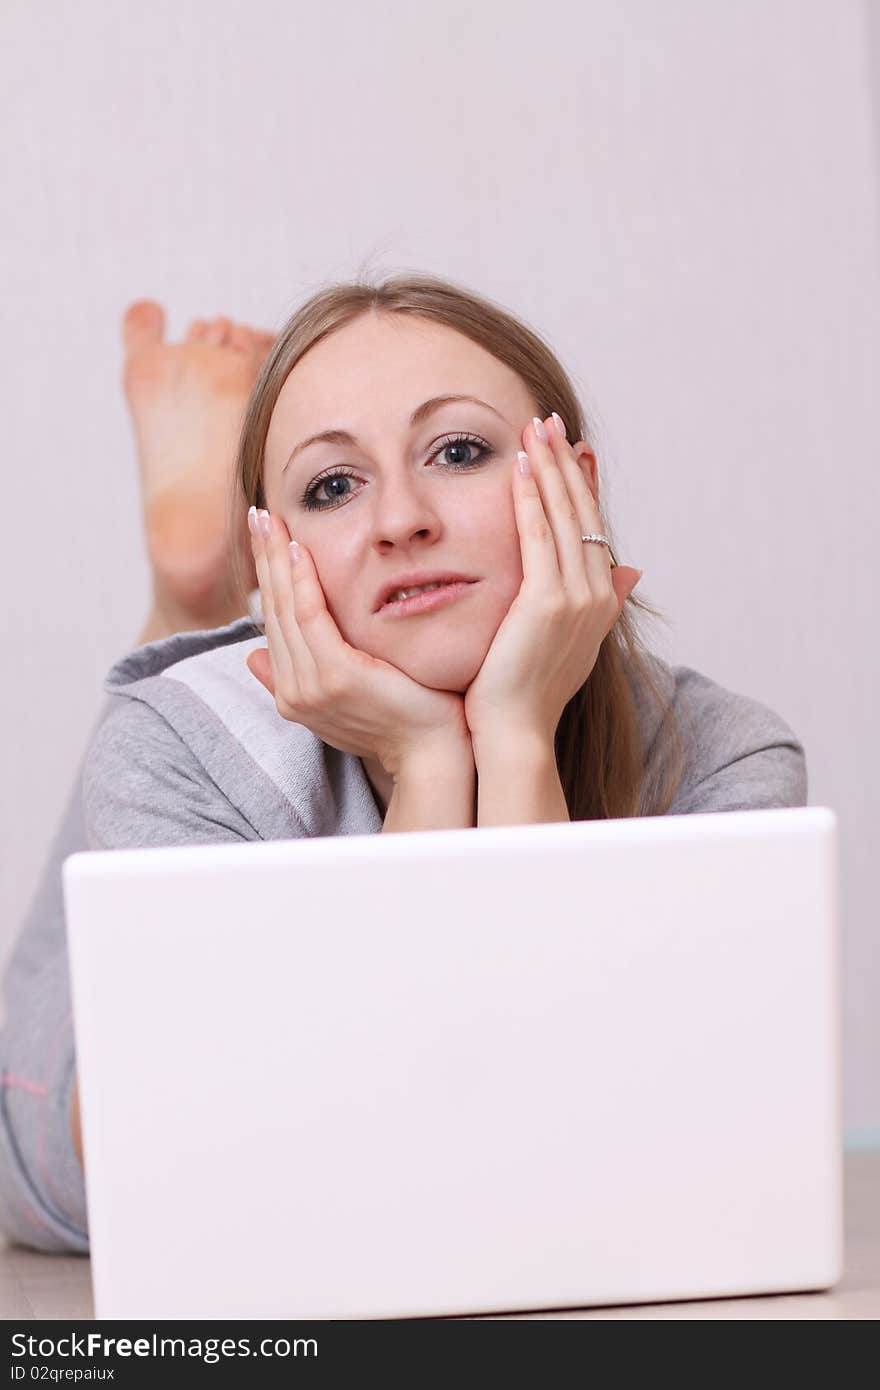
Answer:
[
  {"xmin": 82, "ymin": 696, "xmax": 260, "ymax": 850},
  {"xmin": 0, "ymin": 700, "xmax": 111, "ymax": 1255},
  {"xmin": 665, "ymin": 666, "xmax": 808, "ymax": 815},
  {"xmin": 0, "ymin": 694, "xmax": 257, "ymax": 1254}
]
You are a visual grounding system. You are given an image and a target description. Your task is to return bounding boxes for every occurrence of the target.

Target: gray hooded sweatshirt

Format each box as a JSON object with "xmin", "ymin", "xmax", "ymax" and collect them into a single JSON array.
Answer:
[{"xmin": 0, "ymin": 613, "xmax": 809, "ymax": 1253}]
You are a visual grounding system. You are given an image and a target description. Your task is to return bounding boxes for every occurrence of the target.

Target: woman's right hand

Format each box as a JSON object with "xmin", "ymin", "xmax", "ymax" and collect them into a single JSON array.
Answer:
[{"xmin": 245, "ymin": 507, "xmax": 472, "ymax": 779}]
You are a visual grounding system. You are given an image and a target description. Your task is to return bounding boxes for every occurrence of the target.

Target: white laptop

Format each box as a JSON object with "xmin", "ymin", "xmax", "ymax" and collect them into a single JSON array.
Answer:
[{"xmin": 62, "ymin": 805, "xmax": 842, "ymax": 1320}]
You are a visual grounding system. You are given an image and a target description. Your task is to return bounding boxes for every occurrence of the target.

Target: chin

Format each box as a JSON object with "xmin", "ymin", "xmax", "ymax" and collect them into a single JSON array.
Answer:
[
  {"xmin": 405, "ymin": 660, "xmax": 480, "ymax": 694},
  {"xmin": 341, "ymin": 607, "xmax": 497, "ymax": 692},
  {"xmin": 359, "ymin": 631, "xmax": 485, "ymax": 694}
]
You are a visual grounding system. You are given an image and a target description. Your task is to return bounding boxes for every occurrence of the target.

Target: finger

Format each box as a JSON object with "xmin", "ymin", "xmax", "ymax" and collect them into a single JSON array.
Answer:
[
  {"xmin": 544, "ymin": 413, "xmax": 615, "ymax": 594},
  {"xmin": 513, "ymin": 444, "xmax": 564, "ymax": 596},
  {"xmin": 246, "ymin": 645, "xmax": 275, "ymax": 695},
  {"xmin": 550, "ymin": 422, "xmax": 642, "ymax": 613},
  {"xmin": 259, "ymin": 511, "xmax": 321, "ymax": 687},
  {"xmin": 521, "ymin": 416, "xmax": 589, "ymax": 597},
  {"xmin": 247, "ymin": 507, "xmax": 298, "ymax": 696},
  {"xmin": 270, "ymin": 526, "xmax": 359, "ymax": 680}
]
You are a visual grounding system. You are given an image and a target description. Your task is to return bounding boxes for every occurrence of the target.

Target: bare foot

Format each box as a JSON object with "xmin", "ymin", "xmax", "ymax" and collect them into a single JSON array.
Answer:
[{"xmin": 122, "ymin": 300, "xmax": 275, "ymax": 625}]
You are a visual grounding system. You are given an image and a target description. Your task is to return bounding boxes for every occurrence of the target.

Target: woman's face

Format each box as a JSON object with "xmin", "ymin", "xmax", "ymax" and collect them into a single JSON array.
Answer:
[{"xmin": 262, "ymin": 311, "xmax": 598, "ymax": 692}]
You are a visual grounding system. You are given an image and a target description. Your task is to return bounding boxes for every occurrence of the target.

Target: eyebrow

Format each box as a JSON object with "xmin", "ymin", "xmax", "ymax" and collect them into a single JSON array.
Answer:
[{"xmin": 282, "ymin": 395, "xmax": 508, "ymax": 474}]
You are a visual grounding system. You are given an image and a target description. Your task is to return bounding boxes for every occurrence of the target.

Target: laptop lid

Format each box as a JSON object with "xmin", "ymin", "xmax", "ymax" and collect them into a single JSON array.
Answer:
[{"xmin": 63, "ymin": 805, "xmax": 841, "ymax": 1319}]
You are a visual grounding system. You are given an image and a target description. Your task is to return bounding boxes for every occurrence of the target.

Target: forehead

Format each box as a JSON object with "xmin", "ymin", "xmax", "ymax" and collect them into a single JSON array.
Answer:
[{"xmin": 268, "ymin": 312, "xmax": 535, "ymax": 433}]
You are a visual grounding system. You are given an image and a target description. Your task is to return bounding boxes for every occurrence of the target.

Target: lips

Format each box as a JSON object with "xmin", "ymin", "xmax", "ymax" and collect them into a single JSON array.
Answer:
[
  {"xmin": 377, "ymin": 580, "xmax": 478, "ymax": 618},
  {"xmin": 374, "ymin": 572, "xmax": 477, "ymax": 612}
]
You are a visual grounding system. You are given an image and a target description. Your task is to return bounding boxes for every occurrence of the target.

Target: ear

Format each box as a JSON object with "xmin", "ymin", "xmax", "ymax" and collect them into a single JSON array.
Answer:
[{"xmin": 571, "ymin": 443, "xmax": 600, "ymax": 508}]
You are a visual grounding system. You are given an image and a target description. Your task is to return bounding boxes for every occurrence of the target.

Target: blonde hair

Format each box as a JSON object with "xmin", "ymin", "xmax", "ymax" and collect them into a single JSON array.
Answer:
[{"xmin": 229, "ymin": 271, "xmax": 686, "ymax": 820}]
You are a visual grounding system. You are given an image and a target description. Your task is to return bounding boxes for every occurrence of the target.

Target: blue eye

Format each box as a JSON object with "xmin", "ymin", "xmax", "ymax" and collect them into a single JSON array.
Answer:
[{"xmin": 299, "ymin": 433, "xmax": 493, "ymax": 513}]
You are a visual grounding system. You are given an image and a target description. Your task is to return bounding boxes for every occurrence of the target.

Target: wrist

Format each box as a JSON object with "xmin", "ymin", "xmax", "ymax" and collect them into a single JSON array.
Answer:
[
  {"xmin": 139, "ymin": 590, "xmax": 249, "ymax": 645},
  {"xmin": 471, "ymin": 725, "xmax": 553, "ymax": 773},
  {"xmin": 383, "ymin": 736, "xmax": 476, "ymax": 833},
  {"xmin": 474, "ymin": 730, "xmax": 569, "ymax": 827},
  {"xmin": 396, "ymin": 733, "xmax": 475, "ymax": 785}
]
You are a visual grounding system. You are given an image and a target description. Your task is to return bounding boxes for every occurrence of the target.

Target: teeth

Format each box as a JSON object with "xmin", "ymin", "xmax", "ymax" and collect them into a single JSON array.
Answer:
[{"xmin": 387, "ymin": 581, "xmax": 449, "ymax": 603}]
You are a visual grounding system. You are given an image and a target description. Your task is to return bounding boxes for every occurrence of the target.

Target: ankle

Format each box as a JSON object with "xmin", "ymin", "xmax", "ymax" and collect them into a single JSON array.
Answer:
[{"xmin": 138, "ymin": 587, "xmax": 249, "ymax": 644}]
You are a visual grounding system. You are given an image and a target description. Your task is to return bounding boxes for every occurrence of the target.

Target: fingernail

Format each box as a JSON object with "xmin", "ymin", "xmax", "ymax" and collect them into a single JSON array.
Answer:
[
  {"xmin": 532, "ymin": 416, "xmax": 547, "ymax": 443},
  {"xmin": 289, "ymin": 539, "xmax": 301, "ymax": 564},
  {"xmin": 551, "ymin": 412, "xmax": 567, "ymax": 439},
  {"xmin": 517, "ymin": 450, "xmax": 531, "ymax": 476},
  {"xmin": 257, "ymin": 509, "xmax": 271, "ymax": 539},
  {"xmin": 247, "ymin": 505, "xmax": 258, "ymax": 536}
]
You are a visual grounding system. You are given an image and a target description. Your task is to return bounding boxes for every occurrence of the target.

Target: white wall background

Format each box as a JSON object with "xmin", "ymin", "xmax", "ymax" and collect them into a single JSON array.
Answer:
[{"xmin": 1, "ymin": 0, "xmax": 877, "ymax": 1139}]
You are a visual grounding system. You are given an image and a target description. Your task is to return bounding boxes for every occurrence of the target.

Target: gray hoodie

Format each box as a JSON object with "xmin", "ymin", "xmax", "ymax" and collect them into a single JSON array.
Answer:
[{"xmin": 0, "ymin": 615, "xmax": 808, "ymax": 1253}]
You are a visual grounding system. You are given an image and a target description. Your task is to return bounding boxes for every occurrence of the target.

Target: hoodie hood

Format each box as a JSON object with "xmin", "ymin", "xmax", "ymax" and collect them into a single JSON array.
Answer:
[
  {"xmin": 103, "ymin": 613, "xmax": 263, "ymax": 692},
  {"xmin": 103, "ymin": 588, "xmax": 263, "ymax": 691},
  {"xmin": 98, "ymin": 589, "xmax": 382, "ymax": 840},
  {"xmin": 99, "ymin": 584, "xmax": 682, "ymax": 833}
]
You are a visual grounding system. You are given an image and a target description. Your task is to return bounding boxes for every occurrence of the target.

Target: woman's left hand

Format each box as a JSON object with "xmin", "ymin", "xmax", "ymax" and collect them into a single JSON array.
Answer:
[{"xmin": 463, "ymin": 413, "xmax": 643, "ymax": 748}]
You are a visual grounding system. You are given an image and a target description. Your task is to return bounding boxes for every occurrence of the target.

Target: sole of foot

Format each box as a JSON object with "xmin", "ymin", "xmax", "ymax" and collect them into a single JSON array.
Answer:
[{"xmin": 121, "ymin": 300, "xmax": 275, "ymax": 622}]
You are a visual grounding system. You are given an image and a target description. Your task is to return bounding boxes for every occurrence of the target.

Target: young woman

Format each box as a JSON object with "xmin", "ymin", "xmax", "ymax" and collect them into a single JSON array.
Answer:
[{"xmin": 0, "ymin": 274, "xmax": 808, "ymax": 1254}]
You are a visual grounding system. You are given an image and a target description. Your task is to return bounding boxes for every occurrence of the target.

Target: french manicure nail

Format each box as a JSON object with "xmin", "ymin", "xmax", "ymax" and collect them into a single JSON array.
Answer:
[
  {"xmin": 257, "ymin": 510, "xmax": 271, "ymax": 539},
  {"xmin": 247, "ymin": 505, "xmax": 258, "ymax": 536},
  {"xmin": 533, "ymin": 416, "xmax": 547, "ymax": 443},
  {"xmin": 289, "ymin": 539, "xmax": 301, "ymax": 564},
  {"xmin": 552, "ymin": 412, "xmax": 567, "ymax": 439}
]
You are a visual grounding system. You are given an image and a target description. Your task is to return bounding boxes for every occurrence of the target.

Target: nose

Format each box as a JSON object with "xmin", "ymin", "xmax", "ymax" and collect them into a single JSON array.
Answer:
[{"xmin": 369, "ymin": 470, "xmax": 442, "ymax": 549}]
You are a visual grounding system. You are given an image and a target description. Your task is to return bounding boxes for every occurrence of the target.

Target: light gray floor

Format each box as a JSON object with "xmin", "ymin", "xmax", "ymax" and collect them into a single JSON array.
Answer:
[{"xmin": 2, "ymin": 1151, "xmax": 876, "ymax": 1320}]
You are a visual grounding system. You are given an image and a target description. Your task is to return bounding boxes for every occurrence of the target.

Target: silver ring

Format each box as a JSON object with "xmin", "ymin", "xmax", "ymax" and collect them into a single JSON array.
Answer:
[{"xmin": 581, "ymin": 533, "xmax": 617, "ymax": 567}]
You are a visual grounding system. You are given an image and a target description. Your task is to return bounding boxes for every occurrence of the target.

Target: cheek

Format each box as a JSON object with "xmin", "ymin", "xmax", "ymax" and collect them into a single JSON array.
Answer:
[
  {"xmin": 293, "ymin": 531, "xmax": 377, "ymax": 644},
  {"xmin": 300, "ymin": 545, "xmax": 358, "ymax": 636},
  {"xmin": 299, "ymin": 482, "xmax": 524, "ymax": 647},
  {"xmin": 476, "ymin": 507, "xmax": 524, "ymax": 606}
]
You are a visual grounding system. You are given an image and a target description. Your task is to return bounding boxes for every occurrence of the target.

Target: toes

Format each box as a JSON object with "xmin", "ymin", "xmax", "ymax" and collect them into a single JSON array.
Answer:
[
  {"xmin": 228, "ymin": 325, "xmax": 253, "ymax": 354},
  {"xmin": 251, "ymin": 330, "xmax": 277, "ymax": 360},
  {"xmin": 186, "ymin": 320, "xmax": 209, "ymax": 343},
  {"xmin": 229, "ymin": 325, "xmax": 276, "ymax": 357},
  {"xmin": 204, "ymin": 317, "xmax": 234, "ymax": 347},
  {"xmin": 122, "ymin": 300, "xmax": 166, "ymax": 353}
]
